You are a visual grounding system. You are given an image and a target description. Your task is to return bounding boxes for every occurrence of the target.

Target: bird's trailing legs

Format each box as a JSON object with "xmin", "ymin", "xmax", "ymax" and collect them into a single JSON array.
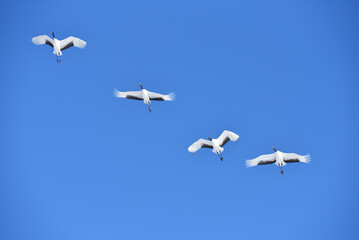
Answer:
[
  {"xmin": 148, "ymin": 105, "xmax": 152, "ymax": 112},
  {"xmin": 218, "ymin": 153, "xmax": 223, "ymax": 161},
  {"xmin": 279, "ymin": 166, "xmax": 284, "ymax": 175}
]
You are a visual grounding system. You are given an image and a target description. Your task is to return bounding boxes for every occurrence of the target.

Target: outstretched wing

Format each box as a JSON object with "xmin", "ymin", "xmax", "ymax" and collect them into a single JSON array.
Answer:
[
  {"xmin": 188, "ymin": 139, "xmax": 213, "ymax": 153},
  {"xmin": 246, "ymin": 153, "xmax": 276, "ymax": 167},
  {"xmin": 282, "ymin": 153, "xmax": 311, "ymax": 163},
  {"xmin": 113, "ymin": 89, "xmax": 143, "ymax": 100},
  {"xmin": 217, "ymin": 130, "xmax": 239, "ymax": 147},
  {"xmin": 32, "ymin": 35, "xmax": 54, "ymax": 48},
  {"xmin": 148, "ymin": 91, "xmax": 175, "ymax": 101},
  {"xmin": 60, "ymin": 37, "xmax": 87, "ymax": 50}
]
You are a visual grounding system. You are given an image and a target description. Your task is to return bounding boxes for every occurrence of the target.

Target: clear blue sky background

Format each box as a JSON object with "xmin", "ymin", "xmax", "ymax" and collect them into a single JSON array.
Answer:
[{"xmin": 1, "ymin": 0, "xmax": 358, "ymax": 239}]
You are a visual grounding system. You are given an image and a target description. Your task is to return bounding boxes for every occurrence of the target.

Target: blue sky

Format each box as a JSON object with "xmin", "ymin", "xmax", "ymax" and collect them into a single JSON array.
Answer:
[{"xmin": 1, "ymin": 0, "xmax": 358, "ymax": 239}]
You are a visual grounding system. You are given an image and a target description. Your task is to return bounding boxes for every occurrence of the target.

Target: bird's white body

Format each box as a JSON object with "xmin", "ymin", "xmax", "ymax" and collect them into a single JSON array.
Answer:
[
  {"xmin": 113, "ymin": 84, "xmax": 175, "ymax": 112},
  {"xmin": 246, "ymin": 148, "xmax": 310, "ymax": 174},
  {"xmin": 188, "ymin": 130, "xmax": 239, "ymax": 160},
  {"xmin": 53, "ymin": 38, "xmax": 62, "ymax": 56},
  {"xmin": 141, "ymin": 89, "xmax": 151, "ymax": 106},
  {"xmin": 274, "ymin": 151, "xmax": 285, "ymax": 167},
  {"xmin": 211, "ymin": 139, "xmax": 224, "ymax": 154}
]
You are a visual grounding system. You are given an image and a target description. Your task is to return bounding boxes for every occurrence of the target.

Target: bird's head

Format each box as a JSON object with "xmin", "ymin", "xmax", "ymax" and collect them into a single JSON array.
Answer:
[
  {"xmin": 273, "ymin": 146, "xmax": 277, "ymax": 152},
  {"xmin": 139, "ymin": 83, "xmax": 143, "ymax": 89},
  {"xmin": 208, "ymin": 136, "xmax": 212, "ymax": 141},
  {"xmin": 52, "ymin": 32, "xmax": 55, "ymax": 38}
]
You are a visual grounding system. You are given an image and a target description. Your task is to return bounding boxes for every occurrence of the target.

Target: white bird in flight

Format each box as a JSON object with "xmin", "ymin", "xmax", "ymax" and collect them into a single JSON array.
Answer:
[
  {"xmin": 113, "ymin": 83, "xmax": 175, "ymax": 112},
  {"xmin": 246, "ymin": 147, "xmax": 310, "ymax": 174},
  {"xmin": 32, "ymin": 32, "xmax": 86, "ymax": 63},
  {"xmin": 188, "ymin": 130, "xmax": 239, "ymax": 161}
]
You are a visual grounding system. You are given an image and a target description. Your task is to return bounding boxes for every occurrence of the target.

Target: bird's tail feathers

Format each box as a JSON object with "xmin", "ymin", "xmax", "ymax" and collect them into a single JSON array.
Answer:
[{"xmin": 212, "ymin": 147, "xmax": 224, "ymax": 154}]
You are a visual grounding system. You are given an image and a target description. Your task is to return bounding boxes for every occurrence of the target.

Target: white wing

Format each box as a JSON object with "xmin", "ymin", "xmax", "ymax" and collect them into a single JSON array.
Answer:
[
  {"xmin": 113, "ymin": 89, "xmax": 143, "ymax": 100},
  {"xmin": 217, "ymin": 130, "xmax": 239, "ymax": 147},
  {"xmin": 32, "ymin": 35, "xmax": 54, "ymax": 47},
  {"xmin": 282, "ymin": 153, "xmax": 311, "ymax": 164},
  {"xmin": 60, "ymin": 37, "xmax": 87, "ymax": 50},
  {"xmin": 246, "ymin": 153, "xmax": 276, "ymax": 167},
  {"xmin": 147, "ymin": 91, "xmax": 175, "ymax": 101},
  {"xmin": 188, "ymin": 139, "xmax": 213, "ymax": 153}
]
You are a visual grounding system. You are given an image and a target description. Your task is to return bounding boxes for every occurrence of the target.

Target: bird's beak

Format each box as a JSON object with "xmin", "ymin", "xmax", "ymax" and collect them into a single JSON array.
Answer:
[
  {"xmin": 52, "ymin": 32, "xmax": 55, "ymax": 38},
  {"xmin": 139, "ymin": 83, "xmax": 143, "ymax": 89},
  {"xmin": 273, "ymin": 146, "xmax": 277, "ymax": 152},
  {"xmin": 208, "ymin": 136, "xmax": 211, "ymax": 140}
]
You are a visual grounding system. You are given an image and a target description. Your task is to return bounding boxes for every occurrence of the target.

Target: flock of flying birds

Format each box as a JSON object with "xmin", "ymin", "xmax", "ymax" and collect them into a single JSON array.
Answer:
[{"xmin": 32, "ymin": 32, "xmax": 311, "ymax": 174}]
